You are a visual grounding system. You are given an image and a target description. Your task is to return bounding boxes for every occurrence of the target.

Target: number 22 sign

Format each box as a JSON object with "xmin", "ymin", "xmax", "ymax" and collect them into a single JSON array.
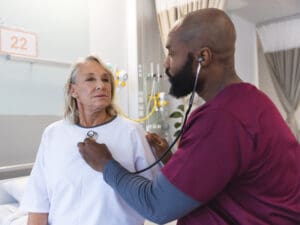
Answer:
[{"xmin": 0, "ymin": 27, "xmax": 38, "ymax": 57}]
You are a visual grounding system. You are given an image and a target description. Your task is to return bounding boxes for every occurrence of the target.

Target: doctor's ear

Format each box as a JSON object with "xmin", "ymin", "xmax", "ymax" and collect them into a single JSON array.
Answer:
[{"xmin": 196, "ymin": 48, "xmax": 212, "ymax": 66}]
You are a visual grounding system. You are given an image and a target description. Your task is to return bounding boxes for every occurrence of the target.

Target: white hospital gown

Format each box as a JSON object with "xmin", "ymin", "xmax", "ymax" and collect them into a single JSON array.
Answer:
[{"xmin": 21, "ymin": 116, "xmax": 159, "ymax": 225}]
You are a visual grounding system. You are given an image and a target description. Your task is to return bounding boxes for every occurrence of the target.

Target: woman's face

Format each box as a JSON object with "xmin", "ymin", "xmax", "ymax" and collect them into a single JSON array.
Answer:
[{"xmin": 70, "ymin": 60, "xmax": 112, "ymax": 114}]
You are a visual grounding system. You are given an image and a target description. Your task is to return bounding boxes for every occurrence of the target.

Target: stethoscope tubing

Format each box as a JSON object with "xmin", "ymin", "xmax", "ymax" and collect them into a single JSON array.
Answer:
[{"xmin": 132, "ymin": 61, "xmax": 202, "ymax": 174}]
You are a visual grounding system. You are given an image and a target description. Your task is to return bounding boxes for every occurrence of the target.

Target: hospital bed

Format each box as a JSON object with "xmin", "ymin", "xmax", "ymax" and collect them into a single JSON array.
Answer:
[
  {"xmin": 0, "ymin": 165, "xmax": 176, "ymax": 225},
  {"xmin": 0, "ymin": 176, "xmax": 177, "ymax": 225},
  {"xmin": 0, "ymin": 163, "xmax": 32, "ymax": 225},
  {"xmin": 0, "ymin": 176, "xmax": 28, "ymax": 225}
]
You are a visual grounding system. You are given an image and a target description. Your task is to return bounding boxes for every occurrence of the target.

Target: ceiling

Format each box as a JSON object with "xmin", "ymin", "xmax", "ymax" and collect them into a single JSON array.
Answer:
[{"xmin": 227, "ymin": 0, "xmax": 300, "ymax": 24}]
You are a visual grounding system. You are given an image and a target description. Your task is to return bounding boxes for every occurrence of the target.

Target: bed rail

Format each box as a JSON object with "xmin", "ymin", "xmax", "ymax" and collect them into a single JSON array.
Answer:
[{"xmin": 0, "ymin": 163, "xmax": 33, "ymax": 179}]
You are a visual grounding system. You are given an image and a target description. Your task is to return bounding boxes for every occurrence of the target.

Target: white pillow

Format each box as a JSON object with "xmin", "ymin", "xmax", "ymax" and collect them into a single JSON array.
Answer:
[{"xmin": 1, "ymin": 177, "xmax": 28, "ymax": 202}]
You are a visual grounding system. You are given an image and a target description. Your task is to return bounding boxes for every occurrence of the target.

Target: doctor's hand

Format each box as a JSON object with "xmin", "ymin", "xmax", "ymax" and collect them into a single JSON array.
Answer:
[
  {"xmin": 146, "ymin": 132, "xmax": 172, "ymax": 164},
  {"xmin": 78, "ymin": 138, "xmax": 113, "ymax": 172}
]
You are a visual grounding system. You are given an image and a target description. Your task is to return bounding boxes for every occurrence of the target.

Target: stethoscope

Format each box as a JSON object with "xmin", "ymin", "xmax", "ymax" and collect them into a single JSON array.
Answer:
[
  {"xmin": 87, "ymin": 130, "xmax": 98, "ymax": 140},
  {"xmin": 86, "ymin": 57, "xmax": 203, "ymax": 174},
  {"xmin": 133, "ymin": 57, "xmax": 204, "ymax": 174}
]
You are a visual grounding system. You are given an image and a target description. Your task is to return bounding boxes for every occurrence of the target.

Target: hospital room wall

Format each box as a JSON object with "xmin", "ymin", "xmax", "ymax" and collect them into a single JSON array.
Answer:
[
  {"xmin": 231, "ymin": 14, "xmax": 259, "ymax": 86},
  {"xmin": 88, "ymin": 0, "xmax": 136, "ymax": 118},
  {"xmin": 0, "ymin": 0, "xmax": 90, "ymax": 178}
]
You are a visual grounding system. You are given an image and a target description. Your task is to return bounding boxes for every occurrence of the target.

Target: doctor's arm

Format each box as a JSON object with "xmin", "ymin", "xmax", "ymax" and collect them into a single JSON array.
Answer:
[{"xmin": 78, "ymin": 139, "xmax": 201, "ymax": 224}]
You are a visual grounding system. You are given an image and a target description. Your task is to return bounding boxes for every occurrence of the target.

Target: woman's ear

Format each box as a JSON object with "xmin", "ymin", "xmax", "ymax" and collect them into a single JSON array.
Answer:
[{"xmin": 69, "ymin": 84, "xmax": 77, "ymax": 98}]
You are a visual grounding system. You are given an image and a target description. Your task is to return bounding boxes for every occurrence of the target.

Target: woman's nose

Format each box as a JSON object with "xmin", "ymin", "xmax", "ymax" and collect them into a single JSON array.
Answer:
[{"xmin": 96, "ymin": 80, "xmax": 104, "ymax": 90}]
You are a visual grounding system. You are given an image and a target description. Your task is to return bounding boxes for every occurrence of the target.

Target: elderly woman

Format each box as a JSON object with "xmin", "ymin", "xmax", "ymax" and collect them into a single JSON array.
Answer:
[{"xmin": 21, "ymin": 56, "xmax": 159, "ymax": 225}]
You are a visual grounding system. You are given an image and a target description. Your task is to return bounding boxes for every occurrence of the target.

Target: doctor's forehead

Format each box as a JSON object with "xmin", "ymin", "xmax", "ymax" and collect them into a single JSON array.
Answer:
[
  {"xmin": 166, "ymin": 32, "xmax": 189, "ymax": 53},
  {"xmin": 165, "ymin": 31, "xmax": 181, "ymax": 49}
]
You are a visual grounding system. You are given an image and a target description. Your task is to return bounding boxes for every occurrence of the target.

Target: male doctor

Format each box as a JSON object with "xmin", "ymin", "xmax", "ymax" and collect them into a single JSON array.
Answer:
[{"xmin": 78, "ymin": 8, "xmax": 300, "ymax": 225}]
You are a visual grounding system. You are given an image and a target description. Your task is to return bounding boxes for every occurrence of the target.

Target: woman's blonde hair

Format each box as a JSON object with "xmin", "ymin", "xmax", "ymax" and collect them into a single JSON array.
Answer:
[{"xmin": 64, "ymin": 55, "xmax": 117, "ymax": 124}]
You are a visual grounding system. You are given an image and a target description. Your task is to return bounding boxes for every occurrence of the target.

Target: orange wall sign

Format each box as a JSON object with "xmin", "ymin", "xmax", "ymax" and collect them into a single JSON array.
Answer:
[{"xmin": 0, "ymin": 27, "xmax": 38, "ymax": 57}]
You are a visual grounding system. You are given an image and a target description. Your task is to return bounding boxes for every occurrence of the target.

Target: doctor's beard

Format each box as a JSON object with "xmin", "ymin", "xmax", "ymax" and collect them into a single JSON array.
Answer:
[{"xmin": 165, "ymin": 54, "xmax": 199, "ymax": 98}]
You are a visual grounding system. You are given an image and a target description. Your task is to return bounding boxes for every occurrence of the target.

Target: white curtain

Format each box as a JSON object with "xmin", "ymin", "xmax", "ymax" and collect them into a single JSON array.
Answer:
[
  {"xmin": 155, "ymin": 0, "xmax": 228, "ymax": 55},
  {"xmin": 257, "ymin": 17, "xmax": 300, "ymax": 140}
]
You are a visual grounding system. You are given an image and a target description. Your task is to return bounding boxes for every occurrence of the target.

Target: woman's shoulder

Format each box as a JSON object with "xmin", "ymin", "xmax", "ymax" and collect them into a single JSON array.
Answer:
[
  {"xmin": 43, "ymin": 119, "xmax": 71, "ymax": 133},
  {"xmin": 114, "ymin": 116, "xmax": 145, "ymax": 133}
]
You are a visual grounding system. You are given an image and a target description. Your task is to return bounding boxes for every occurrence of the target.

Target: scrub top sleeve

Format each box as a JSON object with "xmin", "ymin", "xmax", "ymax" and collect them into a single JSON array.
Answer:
[{"xmin": 20, "ymin": 132, "xmax": 50, "ymax": 212}]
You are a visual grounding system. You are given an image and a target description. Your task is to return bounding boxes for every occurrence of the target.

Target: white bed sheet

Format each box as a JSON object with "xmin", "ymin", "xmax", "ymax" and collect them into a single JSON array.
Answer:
[
  {"xmin": 0, "ymin": 177, "xmax": 28, "ymax": 225},
  {"xmin": 0, "ymin": 203, "xmax": 27, "ymax": 225},
  {"xmin": 0, "ymin": 185, "xmax": 16, "ymax": 205}
]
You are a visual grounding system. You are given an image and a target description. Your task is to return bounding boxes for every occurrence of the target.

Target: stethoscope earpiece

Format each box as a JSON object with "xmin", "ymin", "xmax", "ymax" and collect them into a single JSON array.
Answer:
[{"xmin": 198, "ymin": 57, "xmax": 204, "ymax": 63}]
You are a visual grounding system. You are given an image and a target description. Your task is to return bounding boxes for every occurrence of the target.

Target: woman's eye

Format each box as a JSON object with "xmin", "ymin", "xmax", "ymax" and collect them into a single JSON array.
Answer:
[
  {"xmin": 86, "ymin": 77, "xmax": 95, "ymax": 81},
  {"xmin": 102, "ymin": 78, "xmax": 109, "ymax": 82}
]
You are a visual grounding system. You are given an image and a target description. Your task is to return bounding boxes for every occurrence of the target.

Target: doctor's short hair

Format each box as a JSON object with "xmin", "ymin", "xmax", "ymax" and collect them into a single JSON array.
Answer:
[{"xmin": 64, "ymin": 55, "xmax": 118, "ymax": 124}]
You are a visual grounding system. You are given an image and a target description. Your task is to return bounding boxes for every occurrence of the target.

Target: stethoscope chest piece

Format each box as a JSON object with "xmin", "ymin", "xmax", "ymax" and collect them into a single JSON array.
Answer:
[{"xmin": 86, "ymin": 130, "xmax": 98, "ymax": 140}]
